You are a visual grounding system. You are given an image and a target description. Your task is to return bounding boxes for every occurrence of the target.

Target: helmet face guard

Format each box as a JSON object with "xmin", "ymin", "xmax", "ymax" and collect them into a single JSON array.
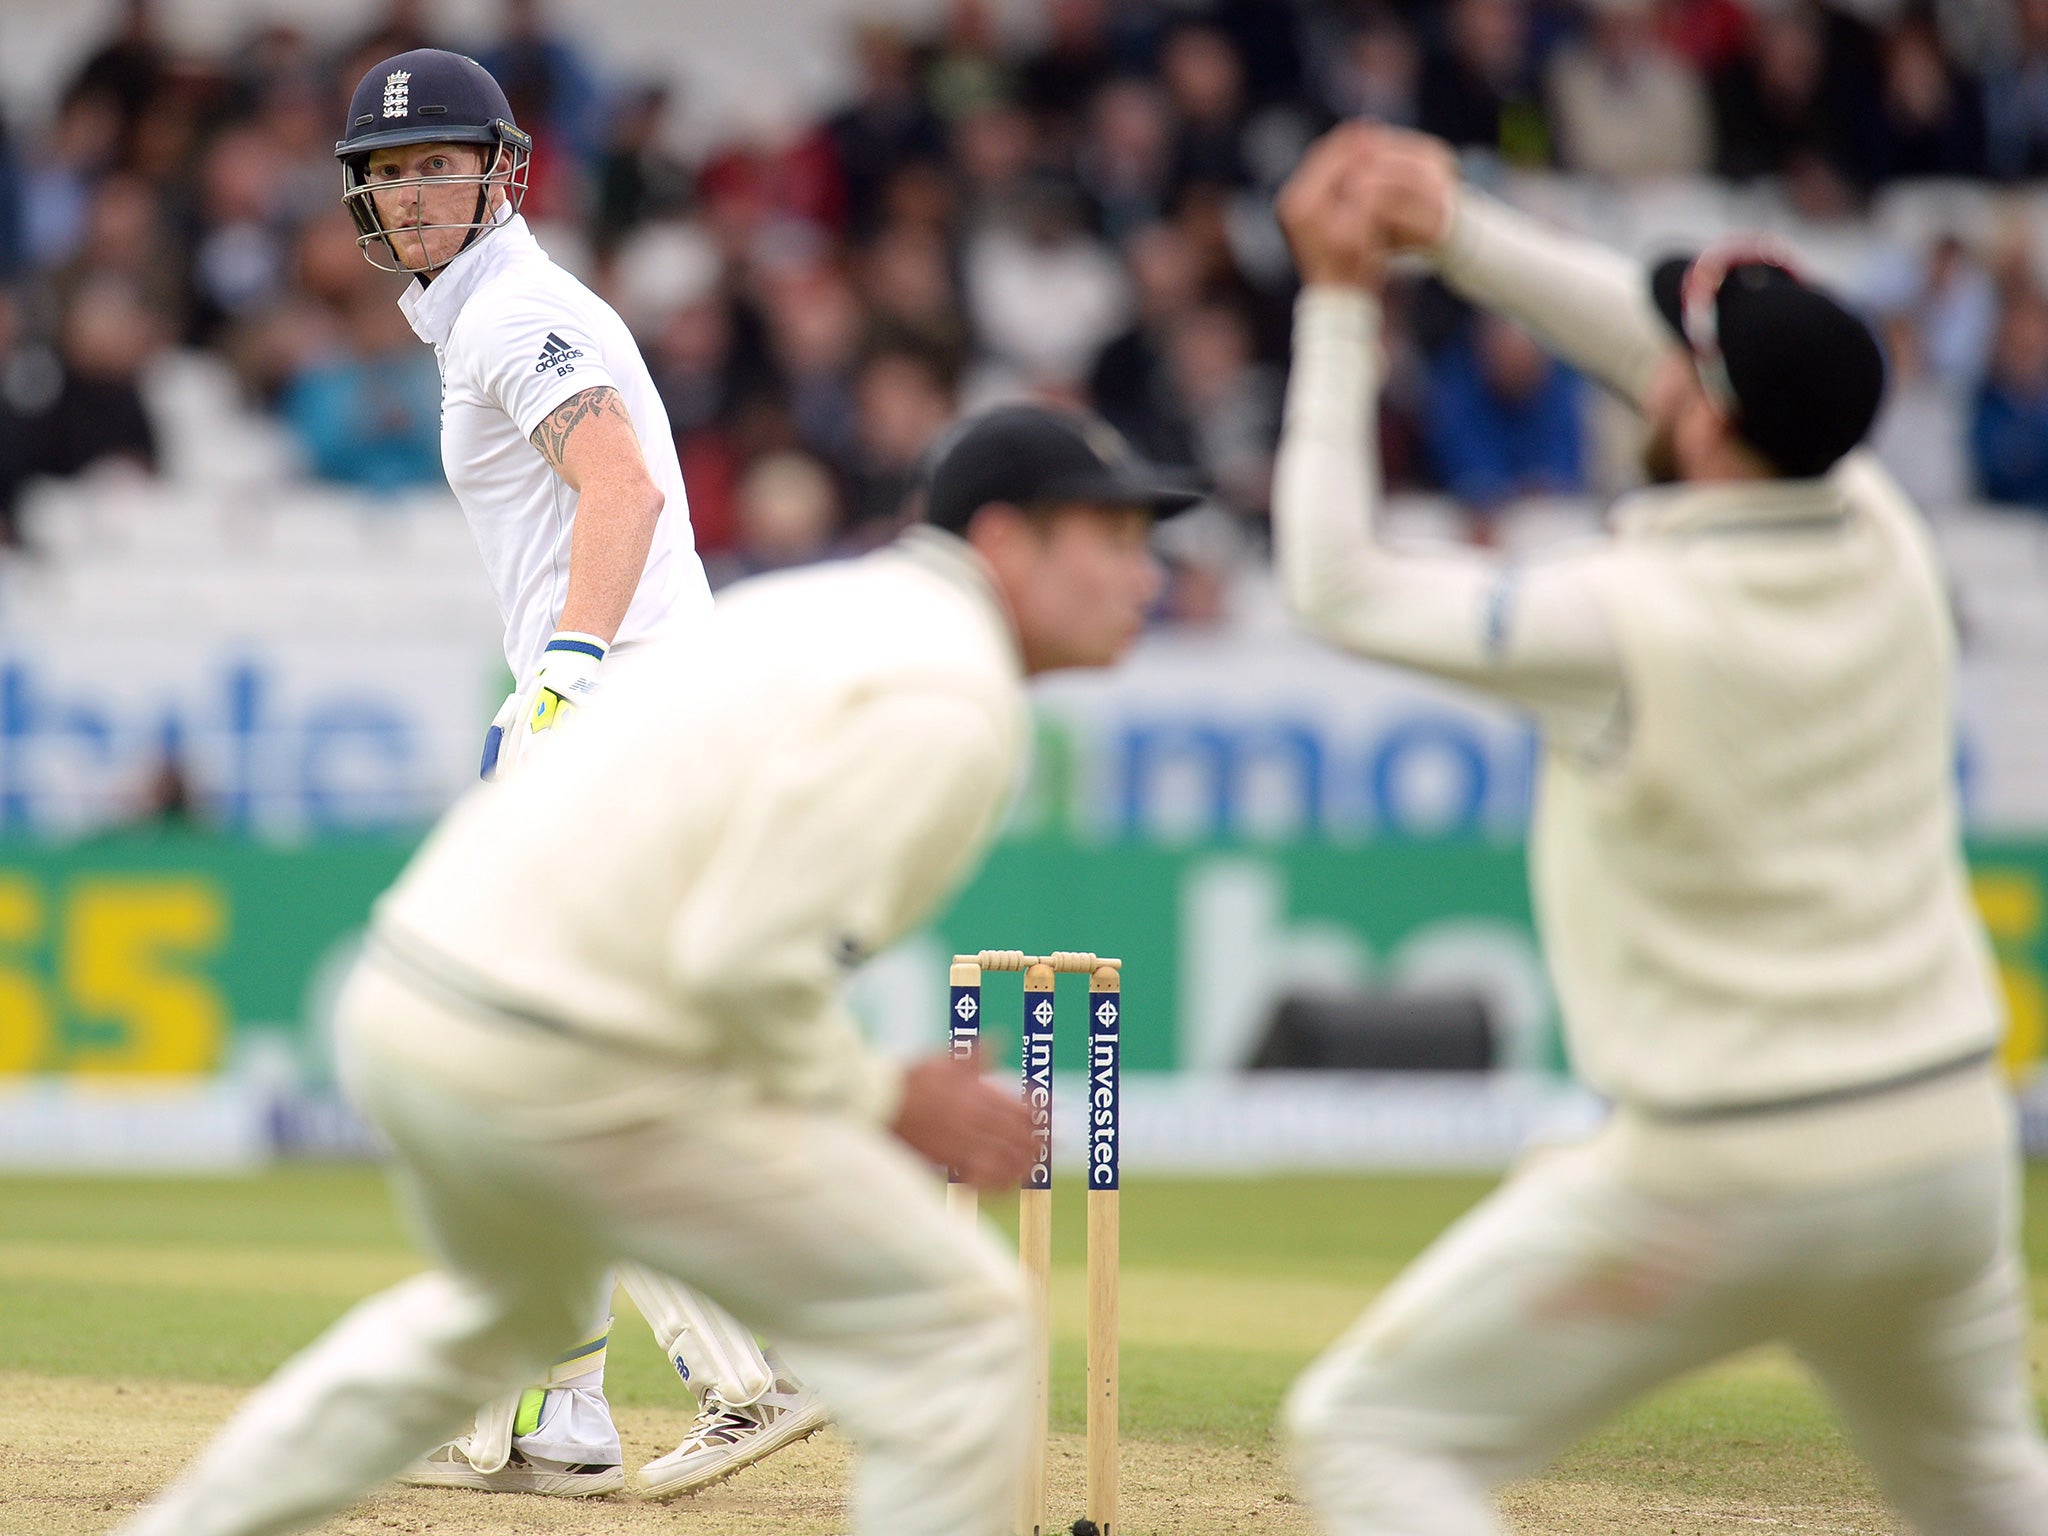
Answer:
[{"xmin": 339, "ymin": 122, "xmax": 532, "ymax": 275}]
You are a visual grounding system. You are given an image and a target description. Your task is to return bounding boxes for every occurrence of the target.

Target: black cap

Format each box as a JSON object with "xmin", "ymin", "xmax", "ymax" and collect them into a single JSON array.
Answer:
[
  {"xmin": 922, "ymin": 404, "xmax": 1204, "ymax": 534},
  {"xmin": 1650, "ymin": 255, "xmax": 1886, "ymax": 478}
]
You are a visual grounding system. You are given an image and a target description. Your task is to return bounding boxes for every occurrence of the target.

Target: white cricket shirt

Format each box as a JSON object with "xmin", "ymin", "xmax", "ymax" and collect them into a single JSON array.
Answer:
[{"xmin": 398, "ymin": 210, "xmax": 711, "ymax": 681}]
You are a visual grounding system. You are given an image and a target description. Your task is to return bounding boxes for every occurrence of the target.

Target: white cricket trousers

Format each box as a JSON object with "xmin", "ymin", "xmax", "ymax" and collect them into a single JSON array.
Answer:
[
  {"xmin": 1285, "ymin": 1129, "xmax": 2048, "ymax": 1536},
  {"xmin": 118, "ymin": 955, "xmax": 1030, "ymax": 1536}
]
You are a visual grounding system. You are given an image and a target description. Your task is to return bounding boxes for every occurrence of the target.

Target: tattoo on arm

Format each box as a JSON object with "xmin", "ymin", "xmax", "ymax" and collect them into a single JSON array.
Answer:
[{"xmin": 530, "ymin": 386, "xmax": 631, "ymax": 472}]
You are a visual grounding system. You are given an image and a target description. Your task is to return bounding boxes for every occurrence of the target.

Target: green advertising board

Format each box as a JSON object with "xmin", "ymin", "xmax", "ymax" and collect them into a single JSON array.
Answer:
[{"xmin": 3, "ymin": 833, "xmax": 2046, "ymax": 1087}]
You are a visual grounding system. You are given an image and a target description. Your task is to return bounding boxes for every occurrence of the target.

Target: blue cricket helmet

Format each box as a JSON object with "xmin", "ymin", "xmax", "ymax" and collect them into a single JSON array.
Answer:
[{"xmin": 335, "ymin": 49, "xmax": 533, "ymax": 273}]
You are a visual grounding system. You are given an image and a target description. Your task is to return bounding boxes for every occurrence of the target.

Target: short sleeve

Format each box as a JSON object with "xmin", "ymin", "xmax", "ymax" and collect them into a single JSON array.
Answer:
[{"xmin": 470, "ymin": 291, "xmax": 620, "ymax": 440}]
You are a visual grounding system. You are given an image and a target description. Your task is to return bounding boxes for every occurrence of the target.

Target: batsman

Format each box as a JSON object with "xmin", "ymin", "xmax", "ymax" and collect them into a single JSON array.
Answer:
[{"xmin": 330, "ymin": 47, "xmax": 821, "ymax": 1499}]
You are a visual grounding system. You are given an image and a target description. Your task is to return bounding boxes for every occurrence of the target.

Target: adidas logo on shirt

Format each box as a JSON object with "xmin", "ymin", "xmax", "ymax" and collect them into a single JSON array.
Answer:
[{"xmin": 534, "ymin": 332, "xmax": 585, "ymax": 376}]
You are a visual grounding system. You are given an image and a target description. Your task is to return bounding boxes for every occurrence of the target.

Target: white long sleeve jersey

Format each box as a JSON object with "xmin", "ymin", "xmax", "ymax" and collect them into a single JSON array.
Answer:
[
  {"xmin": 398, "ymin": 212, "xmax": 712, "ymax": 681},
  {"xmin": 1273, "ymin": 194, "xmax": 2002, "ymax": 1122},
  {"xmin": 372, "ymin": 530, "xmax": 1027, "ymax": 1124}
]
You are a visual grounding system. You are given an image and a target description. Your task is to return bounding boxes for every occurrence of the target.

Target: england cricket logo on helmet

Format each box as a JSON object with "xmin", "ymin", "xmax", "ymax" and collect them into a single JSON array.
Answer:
[{"xmin": 335, "ymin": 48, "xmax": 532, "ymax": 275}]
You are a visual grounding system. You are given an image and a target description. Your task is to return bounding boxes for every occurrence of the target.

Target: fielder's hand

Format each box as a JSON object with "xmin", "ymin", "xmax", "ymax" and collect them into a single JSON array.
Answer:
[
  {"xmin": 1277, "ymin": 122, "xmax": 1388, "ymax": 291},
  {"xmin": 479, "ymin": 632, "xmax": 607, "ymax": 781},
  {"xmin": 1277, "ymin": 123, "xmax": 1461, "ymax": 288},
  {"xmin": 1349, "ymin": 125, "xmax": 1459, "ymax": 254},
  {"xmin": 891, "ymin": 1053, "xmax": 1038, "ymax": 1190}
]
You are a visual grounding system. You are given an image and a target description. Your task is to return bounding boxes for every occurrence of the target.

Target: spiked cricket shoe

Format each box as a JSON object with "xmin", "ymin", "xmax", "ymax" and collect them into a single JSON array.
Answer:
[{"xmin": 634, "ymin": 1378, "xmax": 829, "ymax": 1500}]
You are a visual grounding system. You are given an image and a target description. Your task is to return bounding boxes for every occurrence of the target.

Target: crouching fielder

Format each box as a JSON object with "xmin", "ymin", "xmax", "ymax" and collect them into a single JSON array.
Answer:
[
  {"xmin": 113, "ymin": 403, "xmax": 1188, "ymax": 1536},
  {"xmin": 1271, "ymin": 125, "xmax": 2048, "ymax": 1536}
]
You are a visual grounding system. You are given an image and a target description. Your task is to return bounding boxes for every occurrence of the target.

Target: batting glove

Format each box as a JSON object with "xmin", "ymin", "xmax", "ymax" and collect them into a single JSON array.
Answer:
[{"xmin": 479, "ymin": 632, "xmax": 607, "ymax": 782}]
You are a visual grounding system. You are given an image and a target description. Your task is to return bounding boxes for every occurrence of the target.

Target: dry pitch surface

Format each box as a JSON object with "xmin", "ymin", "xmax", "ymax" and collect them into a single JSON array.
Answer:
[
  {"xmin": 2, "ymin": 1168, "xmax": 2009, "ymax": 1535},
  {"xmin": 3, "ymin": 1362, "xmax": 1907, "ymax": 1536}
]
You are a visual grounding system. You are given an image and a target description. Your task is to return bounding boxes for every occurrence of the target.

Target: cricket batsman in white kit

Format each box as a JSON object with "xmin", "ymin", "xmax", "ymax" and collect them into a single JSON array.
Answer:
[
  {"xmin": 1271, "ymin": 123, "xmax": 2048, "ymax": 1536},
  {"xmin": 330, "ymin": 48, "xmax": 823, "ymax": 1499},
  {"xmin": 113, "ymin": 402, "xmax": 1189, "ymax": 1536}
]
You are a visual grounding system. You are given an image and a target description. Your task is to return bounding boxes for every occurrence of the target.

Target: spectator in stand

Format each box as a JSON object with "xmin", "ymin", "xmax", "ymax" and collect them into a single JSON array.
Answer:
[
  {"xmin": 1077, "ymin": 78, "xmax": 1176, "ymax": 243},
  {"xmin": 762, "ymin": 264, "xmax": 865, "ymax": 468},
  {"xmin": 643, "ymin": 290, "xmax": 777, "ymax": 555},
  {"xmin": 648, "ymin": 293, "xmax": 748, "ymax": 443},
  {"xmin": 29, "ymin": 276, "xmax": 161, "ymax": 484},
  {"xmin": 858, "ymin": 222, "xmax": 970, "ymax": 372},
  {"xmin": 281, "ymin": 288, "xmax": 441, "ymax": 492},
  {"xmin": 964, "ymin": 176, "xmax": 1130, "ymax": 391},
  {"xmin": 479, "ymin": 0, "xmax": 605, "ymax": 166},
  {"xmin": 219, "ymin": 22, "xmax": 318, "ymax": 122},
  {"xmin": 1713, "ymin": 4, "xmax": 1880, "ymax": 204},
  {"xmin": 1548, "ymin": 0, "xmax": 1714, "ymax": 177},
  {"xmin": 189, "ymin": 126, "xmax": 297, "ymax": 346},
  {"xmin": 1656, "ymin": 0, "xmax": 1753, "ymax": 74},
  {"xmin": 592, "ymin": 85, "xmax": 694, "ymax": 262},
  {"xmin": 827, "ymin": 24, "xmax": 946, "ymax": 240},
  {"xmin": 20, "ymin": 89, "xmax": 120, "ymax": 273},
  {"xmin": 0, "ymin": 291, "xmax": 42, "ymax": 544},
  {"xmin": 1971, "ymin": 288, "xmax": 2048, "ymax": 509},
  {"xmin": 66, "ymin": 0, "xmax": 168, "ymax": 159},
  {"xmin": 0, "ymin": 119, "xmax": 23, "ymax": 281},
  {"xmin": 1425, "ymin": 312, "xmax": 1586, "ymax": 516},
  {"xmin": 1161, "ymin": 24, "xmax": 1255, "ymax": 191},
  {"xmin": 1864, "ymin": 233, "xmax": 1999, "ymax": 394},
  {"xmin": 1419, "ymin": 0, "xmax": 1551, "ymax": 166},
  {"xmin": 49, "ymin": 174, "xmax": 183, "ymax": 330},
  {"xmin": 1090, "ymin": 221, "xmax": 1204, "ymax": 469},
  {"xmin": 697, "ymin": 96, "xmax": 848, "ymax": 264},
  {"xmin": 844, "ymin": 345, "xmax": 953, "ymax": 532},
  {"xmin": 1871, "ymin": 312, "xmax": 1972, "ymax": 512},
  {"xmin": 1020, "ymin": 0, "xmax": 1117, "ymax": 152},
  {"xmin": 1314, "ymin": 9, "xmax": 1422, "ymax": 129},
  {"xmin": 873, "ymin": 159, "xmax": 959, "ymax": 246},
  {"xmin": 1985, "ymin": 0, "xmax": 2048, "ymax": 180},
  {"xmin": 950, "ymin": 99, "xmax": 1041, "ymax": 233},
  {"xmin": 250, "ymin": 74, "xmax": 341, "ymax": 229},
  {"xmin": 705, "ymin": 448, "xmax": 843, "ymax": 586},
  {"xmin": 1166, "ymin": 299, "xmax": 1280, "ymax": 517},
  {"xmin": 924, "ymin": 0, "xmax": 1014, "ymax": 124},
  {"xmin": 343, "ymin": 0, "xmax": 437, "ymax": 78},
  {"xmin": 1210, "ymin": 0, "xmax": 1311, "ymax": 108},
  {"xmin": 1876, "ymin": 14, "xmax": 1989, "ymax": 178}
]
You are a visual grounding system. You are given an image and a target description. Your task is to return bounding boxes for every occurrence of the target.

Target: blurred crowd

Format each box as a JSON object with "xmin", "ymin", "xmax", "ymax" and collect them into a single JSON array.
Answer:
[{"xmin": 0, "ymin": 0, "xmax": 2046, "ymax": 593}]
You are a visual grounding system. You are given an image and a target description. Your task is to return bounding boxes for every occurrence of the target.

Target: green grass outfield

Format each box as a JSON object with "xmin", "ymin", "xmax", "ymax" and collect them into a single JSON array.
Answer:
[{"xmin": 6, "ymin": 1166, "xmax": 2048, "ymax": 1529}]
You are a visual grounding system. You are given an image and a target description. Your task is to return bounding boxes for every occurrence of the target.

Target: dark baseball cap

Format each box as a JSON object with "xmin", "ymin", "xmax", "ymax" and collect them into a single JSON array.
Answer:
[
  {"xmin": 921, "ymin": 404, "xmax": 1204, "ymax": 534},
  {"xmin": 1650, "ymin": 254, "xmax": 1886, "ymax": 478}
]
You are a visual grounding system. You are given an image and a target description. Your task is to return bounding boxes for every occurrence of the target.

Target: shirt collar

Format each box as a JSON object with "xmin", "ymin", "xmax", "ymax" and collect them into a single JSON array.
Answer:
[
  {"xmin": 893, "ymin": 525, "xmax": 1026, "ymax": 676},
  {"xmin": 395, "ymin": 208, "xmax": 539, "ymax": 349},
  {"xmin": 1610, "ymin": 474, "xmax": 1849, "ymax": 541}
]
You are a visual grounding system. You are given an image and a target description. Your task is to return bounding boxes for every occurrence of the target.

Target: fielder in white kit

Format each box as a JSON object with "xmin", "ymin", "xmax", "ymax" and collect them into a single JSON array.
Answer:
[
  {"xmin": 113, "ymin": 402, "xmax": 1188, "ymax": 1536},
  {"xmin": 331, "ymin": 48, "xmax": 823, "ymax": 1499},
  {"xmin": 1271, "ymin": 124, "xmax": 2048, "ymax": 1536}
]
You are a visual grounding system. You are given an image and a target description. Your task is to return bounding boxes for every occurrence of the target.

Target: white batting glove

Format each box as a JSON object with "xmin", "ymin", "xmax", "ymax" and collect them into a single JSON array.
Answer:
[{"xmin": 479, "ymin": 632, "xmax": 607, "ymax": 782}]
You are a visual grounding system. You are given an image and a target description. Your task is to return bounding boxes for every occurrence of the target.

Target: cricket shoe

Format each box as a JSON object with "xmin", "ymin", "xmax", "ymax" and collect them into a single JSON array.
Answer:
[
  {"xmin": 400, "ymin": 1439, "xmax": 624, "ymax": 1497},
  {"xmin": 634, "ymin": 1377, "xmax": 830, "ymax": 1500}
]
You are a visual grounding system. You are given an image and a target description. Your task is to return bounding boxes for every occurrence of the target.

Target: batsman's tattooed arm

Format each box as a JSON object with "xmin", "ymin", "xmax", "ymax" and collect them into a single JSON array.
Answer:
[
  {"xmin": 524, "ymin": 381, "xmax": 664, "ymax": 646},
  {"xmin": 530, "ymin": 385, "xmax": 634, "ymax": 474}
]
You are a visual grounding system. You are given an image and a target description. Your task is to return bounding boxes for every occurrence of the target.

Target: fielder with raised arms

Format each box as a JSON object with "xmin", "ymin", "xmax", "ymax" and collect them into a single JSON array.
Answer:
[
  {"xmin": 1271, "ymin": 123, "xmax": 2048, "ymax": 1536},
  {"xmin": 331, "ymin": 48, "xmax": 823, "ymax": 1500}
]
